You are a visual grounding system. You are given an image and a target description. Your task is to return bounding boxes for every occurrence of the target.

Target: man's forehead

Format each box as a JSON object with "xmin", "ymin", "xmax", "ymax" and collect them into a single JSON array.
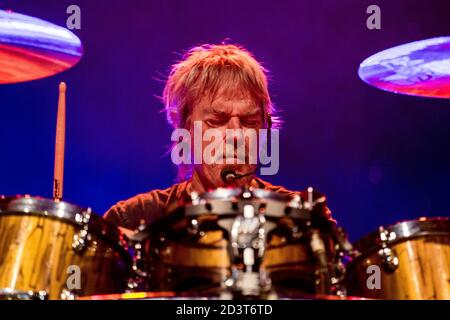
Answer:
[{"xmin": 202, "ymin": 96, "xmax": 261, "ymax": 115}]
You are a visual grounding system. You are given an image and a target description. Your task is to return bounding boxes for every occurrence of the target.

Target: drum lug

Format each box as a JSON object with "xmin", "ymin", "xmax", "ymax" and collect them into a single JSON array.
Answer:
[
  {"xmin": 310, "ymin": 229, "xmax": 332, "ymax": 295},
  {"xmin": 188, "ymin": 218, "xmax": 199, "ymax": 236},
  {"xmin": 128, "ymin": 221, "xmax": 149, "ymax": 292},
  {"xmin": 378, "ymin": 227, "xmax": 399, "ymax": 272},
  {"xmin": 303, "ymin": 187, "xmax": 314, "ymax": 210},
  {"xmin": 330, "ymin": 259, "xmax": 348, "ymax": 297},
  {"xmin": 35, "ymin": 290, "xmax": 49, "ymax": 300},
  {"xmin": 0, "ymin": 289, "xmax": 48, "ymax": 300},
  {"xmin": 61, "ymin": 288, "xmax": 76, "ymax": 300},
  {"xmin": 72, "ymin": 208, "xmax": 92, "ymax": 252},
  {"xmin": 378, "ymin": 247, "xmax": 399, "ymax": 272},
  {"xmin": 288, "ymin": 194, "xmax": 302, "ymax": 209},
  {"xmin": 190, "ymin": 191, "xmax": 200, "ymax": 205},
  {"xmin": 329, "ymin": 226, "xmax": 357, "ymax": 296},
  {"xmin": 132, "ymin": 241, "xmax": 148, "ymax": 278}
]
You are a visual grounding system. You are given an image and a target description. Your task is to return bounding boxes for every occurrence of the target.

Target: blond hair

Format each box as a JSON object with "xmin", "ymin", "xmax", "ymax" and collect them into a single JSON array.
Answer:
[
  {"xmin": 163, "ymin": 43, "xmax": 280, "ymax": 129},
  {"xmin": 162, "ymin": 43, "xmax": 280, "ymax": 180}
]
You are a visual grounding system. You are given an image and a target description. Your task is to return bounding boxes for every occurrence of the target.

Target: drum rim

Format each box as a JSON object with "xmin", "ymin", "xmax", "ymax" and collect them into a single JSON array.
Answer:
[
  {"xmin": 350, "ymin": 217, "xmax": 450, "ymax": 261},
  {"xmin": 0, "ymin": 195, "xmax": 86, "ymax": 220},
  {"xmin": 199, "ymin": 187, "xmax": 293, "ymax": 202},
  {"xmin": 0, "ymin": 288, "xmax": 48, "ymax": 300},
  {"xmin": 77, "ymin": 290, "xmax": 370, "ymax": 300},
  {"xmin": 132, "ymin": 187, "xmax": 331, "ymax": 244},
  {"xmin": 0, "ymin": 195, "xmax": 132, "ymax": 263}
]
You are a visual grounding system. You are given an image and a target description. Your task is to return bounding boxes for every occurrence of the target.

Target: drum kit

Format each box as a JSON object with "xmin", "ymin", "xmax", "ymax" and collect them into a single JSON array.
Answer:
[{"xmin": 0, "ymin": 10, "xmax": 449, "ymax": 300}]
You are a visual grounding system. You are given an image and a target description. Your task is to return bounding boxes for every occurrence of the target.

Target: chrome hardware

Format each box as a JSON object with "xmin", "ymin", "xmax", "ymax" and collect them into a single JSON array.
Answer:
[
  {"xmin": 190, "ymin": 191, "xmax": 200, "ymax": 205},
  {"xmin": 0, "ymin": 288, "xmax": 48, "ymax": 300},
  {"xmin": 242, "ymin": 191, "xmax": 252, "ymax": 199},
  {"xmin": 225, "ymin": 204, "xmax": 271, "ymax": 297},
  {"xmin": 126, "ymin": 276, "xmax": 146, "ymax": 293},
  {"xmin": 132, "ymin": 241, "xmax": 148, "ymax": 278},
  {"xmin": 378, "ymin": 226, "xmax": 399, "ymax": 272},
  {"xmin": 61, "ymin": 288, "xmax": 76, "ymax": 300},
  {"xmin": 330, "ymin": 258, "xmax": 348, "ymax": 297},
  {"xmin": 310, "ymin": 229, "xmax": 332, "ymax": 294},
  {"xmin": 0, "ymin": 289, "xmax": 48, "ymax": 300},
  {"xmin": 188, "ymin": 218, "xmax": 199, "ymax": 236},
  {"xmin": 126, "ymin": 219, "xmax": 149, "ymax": 290},
  {"xmin": 301, "ymin": 187, "xmax": 315, "ymax": 210},
  {"xmin": 36, "ymin": 290, "xmax": 48, "ymax": 300},
  {"xmin": 72, "ymin": 208, "xmax": 92, "ymax": 252},
  {"xmin": 288, "ymin": 194, "xmax": 302, "ymax": 209},
  {"xmin": 378, "ymin": 247, "xmax": 399, "ymax": 272}
]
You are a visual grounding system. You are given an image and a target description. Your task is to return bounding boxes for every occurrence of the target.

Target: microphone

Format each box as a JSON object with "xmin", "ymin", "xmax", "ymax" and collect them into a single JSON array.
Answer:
[{"xmin": 220, "ymin": 168, "xmax": 257, "ymax": 183}]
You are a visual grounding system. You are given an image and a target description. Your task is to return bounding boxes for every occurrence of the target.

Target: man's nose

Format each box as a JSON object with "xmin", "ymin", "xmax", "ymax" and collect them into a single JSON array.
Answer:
[
  {"xmin": 227, "ymin": 117, "xmax": 244, "ymax": 145},
  {"xmin": 227, "ymin": 117, "xmax": 242, "ymax": 130}
]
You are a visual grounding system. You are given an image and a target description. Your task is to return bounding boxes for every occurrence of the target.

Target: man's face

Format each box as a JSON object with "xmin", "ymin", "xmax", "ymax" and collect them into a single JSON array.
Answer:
[{"xmin": 187, "ymin": 88, "xmax": 264, "ymax": 189}]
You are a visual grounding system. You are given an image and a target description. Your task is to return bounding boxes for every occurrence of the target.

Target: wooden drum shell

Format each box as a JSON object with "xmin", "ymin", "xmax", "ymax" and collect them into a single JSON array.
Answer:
[
  {"xmin": 346, "ymin": 218, "xmax": 450, "ymax": 300},
  {"xmin": 145, "ymin": 229, "xmax": 334, "ymax": 294},
  {"xmin": 0, "ymin": 213, "xmax": 130, "ymax": 299}
]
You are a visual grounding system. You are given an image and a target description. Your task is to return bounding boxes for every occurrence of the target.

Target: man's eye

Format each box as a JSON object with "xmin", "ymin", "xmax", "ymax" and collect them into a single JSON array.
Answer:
[
  {"xmin": 205, "ymin": 118, "xmax": 226, "ymax": 127},
  {"xmin": 241, "ymin": 119, "xmax": 260, "ymax": 127}
]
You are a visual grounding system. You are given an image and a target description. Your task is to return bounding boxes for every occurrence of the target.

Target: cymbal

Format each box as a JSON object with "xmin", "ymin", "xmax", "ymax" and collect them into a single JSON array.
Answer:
[
  {"xmin": 358, "ymin": 36, "xmax": 450, "ymax": 99},
  {"xmin": 0, "ymin": 9, "xmax": 83, "ymax": 84}
]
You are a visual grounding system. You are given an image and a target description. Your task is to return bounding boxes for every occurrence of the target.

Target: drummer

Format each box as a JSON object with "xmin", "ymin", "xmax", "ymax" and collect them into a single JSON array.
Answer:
[{"xmin": 104, "ymin": 43, "xmax": 334, "ymax": 229}]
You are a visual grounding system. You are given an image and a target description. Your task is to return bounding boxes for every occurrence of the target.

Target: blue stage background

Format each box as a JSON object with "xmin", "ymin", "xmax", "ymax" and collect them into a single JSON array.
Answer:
[{"xmin": 1, "ymin": 0, "xmax": 449, "ymax": 241}]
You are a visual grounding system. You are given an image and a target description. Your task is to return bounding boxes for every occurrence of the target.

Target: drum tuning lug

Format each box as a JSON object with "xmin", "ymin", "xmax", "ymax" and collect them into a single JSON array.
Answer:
[
  {"xmin": 61, "ymin": 289, "xmax": 76, "ymax": 300},
  {"xmin": 379, "ymin": 226, "xmax": 396, "ymax": 242},
  {"xmin": 288, "ymin": 194, "xmax": 302, "ymax": 209},
  {"xmin": 378, "ymin": 227, "xmax": 399, "ymax": 272},
  {"xmin": 30, "ymin": 290, "xmax": 49, "ymax": 300},
  {"xmin": 335, "ymin": 227, "xmax": 355, "ymax": 255},
  {"xmin": 190, "ymin": 191, "xmax": 200, "ymax": 205},
  {"xmin": 72, "ymin": 229, "xmax": 91, "ymax": 252},
  {"xmin": 127, "ymin": 278, "xmax": 138, "ymax": 290},
  {"xmin": 72, "ymin": 209, "xmax": 92, "ymax": 253},
  {"xmin": 126, "ymin": 276, "xmax": 146, "ymax": 292},
  {"xmin": 303, "ymin": 187, "xmax": 314, "ymax": 210},
  {"xmin": 242, "ymin": 188, "xmax": 252, "ymax": 199},
  {"xmin": 188, "ymin": 218, "xmax": 200, "ymax": 236},
  {"xmin": 291, "ymin": 226, "xmax": 303, "ymax": 239},
  {"xmin": 331, "ymin": 283, "xmax": 347, "ymax": 298},
  {"xmin": 36, "ymin": 290, "xmax": 48, "ymax": 300},
  {"xmin": 378, "ymin": 247, "xmax": 399, "ymax": 273},
  {"xmin": 132, "ymin": 242, "xmax": 148, "ymax": 278}
]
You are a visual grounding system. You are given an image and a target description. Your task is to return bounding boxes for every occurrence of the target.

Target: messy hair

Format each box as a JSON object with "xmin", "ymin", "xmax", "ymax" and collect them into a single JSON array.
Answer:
[{"xmin": 162, "ymin": 43, "xmax": 281, "ymax": 179}]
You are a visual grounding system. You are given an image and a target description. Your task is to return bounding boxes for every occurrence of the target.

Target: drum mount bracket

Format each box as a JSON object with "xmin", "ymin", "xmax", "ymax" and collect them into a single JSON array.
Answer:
[
  {"xmin": 378, "ymin": 227, "xmax": 399, "ymax": 273},
  {"xmin": 72, "ymin": 208, "xmax": 92, "ymax": 253},
  {"xmin": 224, "ymin": 203, "xmax": 272, "ymax": 297}
]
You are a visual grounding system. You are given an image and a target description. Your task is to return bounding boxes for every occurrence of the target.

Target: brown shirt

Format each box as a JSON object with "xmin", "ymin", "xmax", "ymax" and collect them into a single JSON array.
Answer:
[{"xmin": 104, "ymin": 177, "xmax": 334, "ymax": 230}]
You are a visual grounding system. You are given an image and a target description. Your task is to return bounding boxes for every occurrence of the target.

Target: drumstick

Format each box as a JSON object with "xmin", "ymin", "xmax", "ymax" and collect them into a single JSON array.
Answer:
[{"xmin": 53, "ymin": 82, "xmax": 66, "ymax": 201}]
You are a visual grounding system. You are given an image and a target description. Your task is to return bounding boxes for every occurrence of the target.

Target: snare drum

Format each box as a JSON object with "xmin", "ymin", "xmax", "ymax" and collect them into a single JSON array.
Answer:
[
  {"xmin": 135, "ymin": 188, "xmax": 339, "ymax": 296},
  {"xmin": 345, "ymin": 217, "xmax": 450, "ymax": 300},
  {"xmin": 0, "ymin": 195, "xmax": 132, "ymax": 300}
]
